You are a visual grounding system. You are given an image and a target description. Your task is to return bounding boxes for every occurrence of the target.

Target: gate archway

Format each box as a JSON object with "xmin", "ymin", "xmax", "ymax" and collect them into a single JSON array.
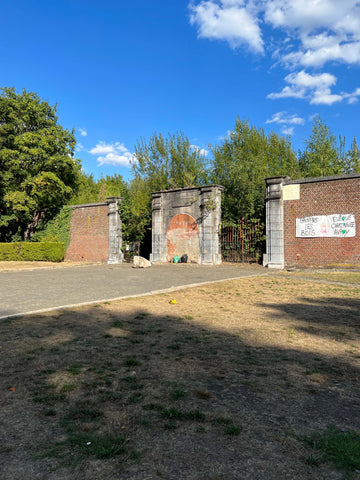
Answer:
[{"xmin": 166, "ymin": 213, "xmax": 199, "ymax": 262}]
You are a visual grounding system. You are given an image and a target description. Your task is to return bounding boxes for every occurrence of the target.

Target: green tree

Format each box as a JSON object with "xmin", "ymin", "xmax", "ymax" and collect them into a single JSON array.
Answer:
[
  {"xmin": 68, "ymin": 172, "xmax": 99, "ymax": 205},
  {"xmin": 298, "ymin": 116, "xmax": 344, "ymax": 177},
  {"xmin": 0, "ymin": 87, "xmax": 80, "ymax": 241},
  {"xmin": 211, "ymin": 118, "xmax": 298, "ymax": 221},
  {"xmin": 130, "ymin": 131, "xmax": 209, "ymax": 240},
  {"xmin": 345, "ymin": 137, "xmax": 360, "ymax": 173},
  {"xmin": 132, "ymin": 131, "xmax": 209, "ymax": 191}
]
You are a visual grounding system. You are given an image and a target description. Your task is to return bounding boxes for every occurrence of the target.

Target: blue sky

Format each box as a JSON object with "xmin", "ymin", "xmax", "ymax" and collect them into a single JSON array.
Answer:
[{"xmin": 2, "ymin": 0, "xmax": 360, "ymax": 181}]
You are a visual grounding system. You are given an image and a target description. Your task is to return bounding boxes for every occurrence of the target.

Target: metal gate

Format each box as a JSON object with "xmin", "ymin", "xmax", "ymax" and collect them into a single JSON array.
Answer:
[{"xmin": 220, "ymin": 219, "xmax": 265, "ymax": 263}]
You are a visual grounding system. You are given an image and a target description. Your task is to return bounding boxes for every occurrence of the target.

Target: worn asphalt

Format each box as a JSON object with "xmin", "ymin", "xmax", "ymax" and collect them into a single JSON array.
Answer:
[{"xmin": 0, "ymin": 263, "xmax": 268, "ymax": 319}]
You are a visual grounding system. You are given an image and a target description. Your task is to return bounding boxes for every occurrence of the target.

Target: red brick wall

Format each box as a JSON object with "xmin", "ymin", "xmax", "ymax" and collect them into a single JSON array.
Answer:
[
  {"xmin": 284, "ymin": 177, "xmax": 360, "ymax": 267},
  {"xmin": 65, "ymin": 205, "xmax": 109, "ymax": 262},
  {"xmin": 166, "ymin": 214, "xmax": 199, "ymax": 262}
]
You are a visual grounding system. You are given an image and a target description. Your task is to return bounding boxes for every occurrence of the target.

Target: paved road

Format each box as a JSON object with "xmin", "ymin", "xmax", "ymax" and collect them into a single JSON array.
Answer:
[{"xmin": 0, "ymin": 263, "xmax": 268, "ymax": 319}]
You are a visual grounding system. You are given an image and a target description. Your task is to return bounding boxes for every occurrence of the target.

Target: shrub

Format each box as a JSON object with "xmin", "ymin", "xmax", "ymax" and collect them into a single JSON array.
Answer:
[
  {"xmin": 0, "ymin": 242, "xmax": 65, "ymax": 262},
  {"xmin": 30, "ymin": 206, "xmax": 73, "ymax": 249}
]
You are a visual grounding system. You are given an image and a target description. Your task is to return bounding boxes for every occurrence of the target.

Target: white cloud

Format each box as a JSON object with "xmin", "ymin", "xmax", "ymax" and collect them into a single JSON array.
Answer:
[
  {"xmin": 310, "ymin": 90, "xmax": 343, "ymax": 105},
  {"xmin": 266, "ymin": 111, "xmax": 305, "ymax": 125},
  {"xmin": 89, "ymin": 142, "xmax": 115, "ymax": 155},
  {"xmin": 75, "ymin": 142, "xmax": 84, "ymax": 152},
  {"xmin": 264, "ymin": 0, "xmax": 360, "ymax": 67},
  {"xmin": 268, "ymin": 71, "xmax": 360, "ymax": 105},
  {"xmin": 189, "ymin": 1, "xmax": 360, "ymax": 66},
  {"xmin": 191, "ymin": 144, "xmax": 209, "ymax": 156},
  {"xmin": 89, "ymin": 142, "xmax": 134, "ymax": 167},
  {"xmin": 189, "ymin": 0, "xmax": 360, "ymax": 106},
  {"xmin": 79, "ymin": 128, "xmax": 87, "ymax": 137},
  {"xmin": 189, "ymin": 1, "xmax": 264, "ymax": 53},
  {"xmin": 281, "ymin": 126, "xmax": 294, "ymax": 135},
  {"xmin": 282, "ymin": 40, "xmax": 360, "ymax": 68},
  {"xmin": 342, "ymin": 87, "xmax": 360, "ymax": 104},
  {"xmin": 266, "ymin": 111, "xmax": 304, "ymax": 135},
  {"xmin": 264, "ymin": 0, "xmax": 347, "ymax": 31},
  {"xmin": 267, "ymin": 70, "xmax": 345, "ymax": 105}
]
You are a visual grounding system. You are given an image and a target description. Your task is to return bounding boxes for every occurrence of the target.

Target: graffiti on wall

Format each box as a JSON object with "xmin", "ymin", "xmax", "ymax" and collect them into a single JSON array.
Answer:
[{"xmin": 296, "ymin": 214, "xmax": 356, "ymax": 238}]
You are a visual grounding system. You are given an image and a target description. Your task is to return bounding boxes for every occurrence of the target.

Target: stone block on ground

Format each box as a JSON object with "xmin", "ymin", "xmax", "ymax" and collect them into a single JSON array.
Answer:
[{"xmin": 133, "ymin": 256, "xmax": 151, "ymax": 268}]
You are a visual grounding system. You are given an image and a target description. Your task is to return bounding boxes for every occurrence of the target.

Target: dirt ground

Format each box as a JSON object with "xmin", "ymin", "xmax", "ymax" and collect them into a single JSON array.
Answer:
[
  {"xmin": 0, "ymin": 261, "xmax": 96, "ymax": 272},
  {"xmin": 1, "ymin": 274, "xmax": 360, "ymax": 480}
]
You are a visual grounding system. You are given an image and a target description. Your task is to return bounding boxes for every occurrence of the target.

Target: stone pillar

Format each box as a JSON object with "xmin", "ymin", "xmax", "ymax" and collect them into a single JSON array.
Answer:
[
  {"xmin": 107, "ymin": 197, "xmax": 123, "ymax": 264},
  {"xmin": 265, "ymin": 176, "xmax": 288, "ymax": 269},
  {"xmin": 199, "ymin": 186, "xmax": 223, "ymax": 265},
  {"xmin": 150, "ymin": 192, "xmax": 164, "ymax": 263}
]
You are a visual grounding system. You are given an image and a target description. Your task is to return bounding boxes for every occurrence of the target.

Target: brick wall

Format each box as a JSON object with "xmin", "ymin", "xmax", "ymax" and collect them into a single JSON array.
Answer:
[
  {"xmin": 65, "ymin": 204, "xmax": 109, "ymax": 262},
  {"xmin": 166, "ymin": 213, "xmax": 199, "ymax": 262},
  {"xmin": 284, "ymin": 177, "xmax": 360, "ymax": 267}
]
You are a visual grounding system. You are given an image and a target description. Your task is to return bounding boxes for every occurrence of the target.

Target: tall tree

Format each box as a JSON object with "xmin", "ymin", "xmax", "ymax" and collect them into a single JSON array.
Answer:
[
  {"xmin": 0, "ymin": 87, "xmax": 80, "ymax": 241},
  {"xmin": 345, "ymin": 137, "xmax": 360, "ymax": 173},
  {"xmin": 298, "ymin": 116, "xmax": 344, "ymax": 178},
  {"xmin": 211, "ymin": 118, "xmax": 298, "ymax": 221},
  {"xmin": 132, "ymin": 131, "xmax": 209, "ymax": 191},
  {"xmin": 68, "ymin": 172, "xmax": 99, "ymax": 205},
  {"xmin": 130, "ymin": 131, "xmax": 209, "ymax": 240}
]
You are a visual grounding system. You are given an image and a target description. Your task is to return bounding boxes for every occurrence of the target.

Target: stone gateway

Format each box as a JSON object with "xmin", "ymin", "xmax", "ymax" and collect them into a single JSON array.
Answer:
[{"xmin": 150, "ymin": 185, "xmax": 224, "ymax": 265}]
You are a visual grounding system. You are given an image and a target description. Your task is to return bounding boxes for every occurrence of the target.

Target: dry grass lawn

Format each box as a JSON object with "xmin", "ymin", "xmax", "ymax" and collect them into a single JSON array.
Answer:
[{"xmin": 1, "ymin": 276, "xmax": 360, "ymax": 480}]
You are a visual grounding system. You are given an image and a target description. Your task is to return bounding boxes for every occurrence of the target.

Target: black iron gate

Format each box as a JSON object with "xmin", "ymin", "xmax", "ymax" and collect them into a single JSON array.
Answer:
[{"xmin": 220, "ymin": 219, "xmax": 265, "ymax": 263}]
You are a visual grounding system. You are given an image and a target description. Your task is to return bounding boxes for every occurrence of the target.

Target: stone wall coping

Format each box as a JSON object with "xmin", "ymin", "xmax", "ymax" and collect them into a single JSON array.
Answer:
[
  {"xmin": 286, "ymin": 172, "xmax": 360, "ymax": 185},
  {"xmin": 69, "ymin": 197, "xmax": 122, "ymax": 209},
  {"xmin": 151, "ymin": 185, "xmax": 224, "ymax": 195},
  {"xmin": 68, "ymin": 202, "xmax": 109, "ymax": 209},
  {"xmin": 266, "ymin": 172, "xmax": 360, "ymax": 186}
]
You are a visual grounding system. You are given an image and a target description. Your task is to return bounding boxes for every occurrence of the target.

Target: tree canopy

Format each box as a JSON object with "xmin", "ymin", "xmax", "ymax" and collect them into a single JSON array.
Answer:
[
  {"xmin": 298, "ymin": 116, "xmax": 344, "ymax": 177},
  {"xmin": 1, "ymin": 86, "xmax": 359, "ymax": 245},
  {"xmin": 129, "ymin": 131, "xmax": 209, "ymax": 240},
  {"xmin": 210, "ymin": 118, "xmax": 299, "ymax": 221},
  {"xmin": 0, "ymin": 87, "xmax": 80, "ymax": 241},
  {"xmin": 132, "ymin": 131, "xmax": 209, "ymax": 191}
]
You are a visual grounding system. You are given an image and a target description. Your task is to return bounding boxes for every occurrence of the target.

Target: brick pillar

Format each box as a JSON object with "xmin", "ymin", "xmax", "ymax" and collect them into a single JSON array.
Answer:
[{"xmin": 107, "ymin": 197, "xmax": 123, "ymax": 264}]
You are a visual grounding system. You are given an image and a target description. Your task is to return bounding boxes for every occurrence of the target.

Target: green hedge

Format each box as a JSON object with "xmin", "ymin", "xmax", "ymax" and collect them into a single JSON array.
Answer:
[{"xmin": 0, "ymin": 242, "xmax": 65, "ymax": 262}]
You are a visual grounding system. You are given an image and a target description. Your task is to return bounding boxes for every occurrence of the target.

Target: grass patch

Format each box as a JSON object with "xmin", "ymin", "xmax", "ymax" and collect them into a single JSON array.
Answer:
[
  {"xmin": 111, "ymin": 320, "xmax": 124, "ymax": 328},
  {"xmin": 2, "ymin": 275, "xmax": 360, "ymax": 479},
  {"xmin": 63, "ymin": 405, "xmax": 103, "ymax": 423},
  {"xmin": 169, "ymin": 387, "xmax": 186, "ymax": 400},
  {"xmin": 280, "ymin": 270, "xmax": 360, "ymax": 285},
  {"xmin": 67, "ymin": 364, "xmax": 83, "ymax": 375},
  {"xmin": 303, "ymin": 426, "xmax": 360, "ymax": 472},
  {"xmin": 161, "ymin": 408, "xmax": 205, "ymax": 422},
  {"xmin": 32, "ymin": 391, "xmax": 67, "ymax": 405},
  {"xmin": 124, "ymin": 356, "xmax": 141, "ymax": 367},
  {"xmin": 213, "ymin": 416, "xmax": 233, "ymax": 425},
  {"xmin": 225, "ymin": 424, "xmax": 242, "ymax": 436},
  {"xmin": 41, "ymin": 432, "xmax": 127, "ymax": 464}
]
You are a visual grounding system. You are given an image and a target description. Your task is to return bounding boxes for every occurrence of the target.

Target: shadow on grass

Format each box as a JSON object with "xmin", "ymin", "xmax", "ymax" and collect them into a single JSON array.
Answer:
[
  {"xmin": 1, "ymin": 295, "xmax": 360, "ymax": 480},
  {"xmin": 258, "ymin": 296, "xmax": 360, "ymax": 340}
]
